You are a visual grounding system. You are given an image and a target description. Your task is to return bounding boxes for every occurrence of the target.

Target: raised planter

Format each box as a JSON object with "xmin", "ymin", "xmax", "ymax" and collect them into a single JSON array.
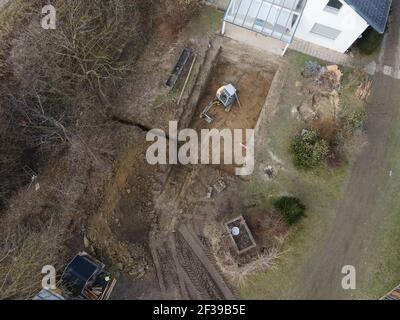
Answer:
[{"xmin": 225, "ymin": 215, "xmax": 256, "ymax": 255}]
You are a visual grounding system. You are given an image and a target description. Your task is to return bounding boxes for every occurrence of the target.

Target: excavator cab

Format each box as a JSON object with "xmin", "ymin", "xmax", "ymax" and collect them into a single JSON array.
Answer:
[{"xmin": 216, "ymin": 84, "xmax": 237, "ymax": 109}]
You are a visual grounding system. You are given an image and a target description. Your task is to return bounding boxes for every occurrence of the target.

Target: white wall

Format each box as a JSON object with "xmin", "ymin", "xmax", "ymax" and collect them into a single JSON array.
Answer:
[
  {"xmin": 295, "ymin": 0, "xmax": 369, "ymax": 53},
  {"xmin": 224, "ymin": 22, "xmax": 287, "ymax": 56}
]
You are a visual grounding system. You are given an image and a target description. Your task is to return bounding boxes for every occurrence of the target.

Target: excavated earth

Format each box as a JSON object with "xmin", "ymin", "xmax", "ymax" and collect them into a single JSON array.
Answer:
[{"xmin": 87, "ymin": 9, "xmax": 287, "ymax": 299}]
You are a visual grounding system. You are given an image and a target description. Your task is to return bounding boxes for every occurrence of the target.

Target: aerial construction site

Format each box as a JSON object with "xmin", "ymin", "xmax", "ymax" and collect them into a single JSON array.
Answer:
[{"xmin": 1, "ymin": 0, "xmax": 399, "ymax": 303}]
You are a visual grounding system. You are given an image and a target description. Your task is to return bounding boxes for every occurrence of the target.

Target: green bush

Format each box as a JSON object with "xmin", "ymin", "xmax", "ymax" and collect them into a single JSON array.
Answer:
[
  {"xmin": 356, "ymin": 27, "xmax": 384, "ymax": 56},
  {"xmin": 274, "ymin": 196, "xmax": 306, "ymax": 225},
  {"xmin": 292, "ymin": 129, "xmax": 329, "ymax": 169},
  {"xmin": 340, "ymin": 108, "xmax": 367, "ymax": 133}
]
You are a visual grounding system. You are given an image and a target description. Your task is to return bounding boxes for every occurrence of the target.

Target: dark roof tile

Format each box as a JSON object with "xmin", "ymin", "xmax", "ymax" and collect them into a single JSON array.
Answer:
[{"xmin": 344, "ymin": 0, "xmax": 392, "ymax": 33}]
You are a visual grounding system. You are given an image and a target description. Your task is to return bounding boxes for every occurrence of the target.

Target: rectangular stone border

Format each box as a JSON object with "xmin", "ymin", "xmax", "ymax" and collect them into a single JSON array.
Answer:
[{"xmin": 224, "ymin": 215, "xmax": 257, "ymax": 255}]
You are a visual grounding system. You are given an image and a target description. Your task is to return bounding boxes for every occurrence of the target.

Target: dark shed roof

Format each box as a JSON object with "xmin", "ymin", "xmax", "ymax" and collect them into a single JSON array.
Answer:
[
  {"xmin": 344, "ymin": 0, "xmax": 392, "ymax": 33},
  {"xmin": 61, "ymin": 255, "xmax": 98, "ymax": 296}
]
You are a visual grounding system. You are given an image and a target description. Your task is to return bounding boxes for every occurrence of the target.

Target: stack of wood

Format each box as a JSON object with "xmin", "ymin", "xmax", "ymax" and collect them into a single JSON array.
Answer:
[
  {"xmin": 326, "ymin": 65, "xmax": 343, "ymax": 84},
  {"xmin": 317, "ymin": 65, "xmax": 343, "ymax": 92},
  {"xmin": 381, "ymin": 284, "xmax": 400, "ymax": 300},
  {"xmin": 356, "ymin": 76, "xmax": 372, "ymax": 101}
]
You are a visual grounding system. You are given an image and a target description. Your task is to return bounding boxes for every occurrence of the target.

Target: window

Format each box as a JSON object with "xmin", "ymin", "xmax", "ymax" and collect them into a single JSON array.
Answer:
[
  {"xmin": 325, "ymin": 0, "xmax": 343, "ymax": 13},
  {"xmin": 291, "ymin": 14, "xmax": 299, "ymax": 28},
  {"xmin": 310, "ymin": 23, "xmax": 341, "ymax": 40},
  {"xmin": 254, "ymin": 18, "xmax": 265, "ymax": 28},
  {"xmin": 295, "ymin": 0, "xmax": 306, "ymax": 12}
]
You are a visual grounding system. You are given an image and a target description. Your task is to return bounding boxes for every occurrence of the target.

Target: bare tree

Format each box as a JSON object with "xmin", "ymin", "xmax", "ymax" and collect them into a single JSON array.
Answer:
[{"xmin": 0, "ymin": 0, "xmax": 142, "ymax": 208}]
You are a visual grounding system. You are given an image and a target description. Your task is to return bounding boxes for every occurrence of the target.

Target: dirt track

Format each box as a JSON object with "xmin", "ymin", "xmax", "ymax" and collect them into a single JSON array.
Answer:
[
  {"xmin": 289, "ymin": 2, "xmax": 400, "ymax": 299},
  {"xmin": 149, "ymin": 160, "xmax": 236, "ymax": 300},
  {"xmin": 150, "ymin": 223, "xmax": 236, "ymax": 300}
]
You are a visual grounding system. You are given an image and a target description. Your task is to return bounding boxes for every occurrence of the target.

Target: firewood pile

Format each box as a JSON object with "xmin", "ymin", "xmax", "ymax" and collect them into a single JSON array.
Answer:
[{"xmin": 356, "ymin": 76, "xmax": 372, "ymax": 101}]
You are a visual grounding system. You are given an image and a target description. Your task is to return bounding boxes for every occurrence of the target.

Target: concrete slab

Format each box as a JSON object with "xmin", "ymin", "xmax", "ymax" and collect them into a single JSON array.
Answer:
[
  {"xmin": 224, "ymin": 23, "xmax": 286, "ymax": 56},
  {"xmin": 290, "ymin": 38, "xmax": 354, "ymax": 66},
  {"xmin": 383, "ymin": 65, "xmax": 393, "ymax": 76}
]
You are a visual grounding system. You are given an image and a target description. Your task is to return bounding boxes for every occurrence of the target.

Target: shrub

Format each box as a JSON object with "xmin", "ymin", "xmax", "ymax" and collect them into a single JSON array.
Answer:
[
  {"xmin": 0, "ymin": 0, "xmax": 143, "ymax": 209},
  {"xmin": 292, "ymin": 129, "xmax": 329, "ymax": 169},
  {"xmin": 356, "ymin": 27, "xmax": 384, "ymax": 56},
  {"xmin": 274, "ymin": 196, "xmax": 306, "ymax": 226},
  {"xmin": 340, "ymin": 108, "xmax": 367, "ymax": 134}
]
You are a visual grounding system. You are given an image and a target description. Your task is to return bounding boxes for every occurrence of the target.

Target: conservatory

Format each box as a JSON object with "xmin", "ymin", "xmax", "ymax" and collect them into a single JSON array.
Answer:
[{"xmin": 224, "ymin": 0, "xmax": 307, "ymax": 44}]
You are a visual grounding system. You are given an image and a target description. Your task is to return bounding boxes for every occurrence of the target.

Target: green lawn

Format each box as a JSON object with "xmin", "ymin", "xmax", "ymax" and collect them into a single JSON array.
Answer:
[
  {"xmin": 184, "ymin": 6, "xmax": 224, "ymax": 38},
  {"xmin": 360, "ymin": 109, "xmax": 400, "ymax": 298},
  {"xmin": 238, "ymin": 51, "xmax": 364, "ymax": 299}
]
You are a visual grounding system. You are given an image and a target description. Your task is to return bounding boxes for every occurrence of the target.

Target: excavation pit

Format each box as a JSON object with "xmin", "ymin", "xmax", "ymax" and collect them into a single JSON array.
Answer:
[
  {"xmin": 189, "ymin": 46, "xmax": 278, "ymax": 175},
  {"xmin": 192, "ymin": 57, "xmax": 275, "ymax": 131}
]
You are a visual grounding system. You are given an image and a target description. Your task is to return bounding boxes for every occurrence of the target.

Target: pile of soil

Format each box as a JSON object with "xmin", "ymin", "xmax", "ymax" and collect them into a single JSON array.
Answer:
[
  {"xmin": 297, "ymin": 62, "xmax": 343, "ymax": 123},
  {"xmin": 247, "ymin": 211, "xmax": 289, "ymax": 250},
  {"xmin": 87, "ymin": 126, "xmax": 168, "ymax": 279}
]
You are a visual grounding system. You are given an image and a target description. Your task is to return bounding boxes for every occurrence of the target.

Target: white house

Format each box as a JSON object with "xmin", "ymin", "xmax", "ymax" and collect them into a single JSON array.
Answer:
[{"xmin": 222, "ymin": 0, "xmax": 392, "ymax": 54}]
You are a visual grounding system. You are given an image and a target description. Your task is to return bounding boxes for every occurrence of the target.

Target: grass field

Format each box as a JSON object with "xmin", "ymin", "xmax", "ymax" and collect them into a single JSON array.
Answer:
[
  {"xmin": 359, "ymin": 105, "xmax": 400, "ymax": 298},
  {"xmin": 238, "ymin": 51, "xmax": 369, "ymax": 299},
  {"xmin": 185, "ymin": 5, "xmax": 224, "ymax": 37}
]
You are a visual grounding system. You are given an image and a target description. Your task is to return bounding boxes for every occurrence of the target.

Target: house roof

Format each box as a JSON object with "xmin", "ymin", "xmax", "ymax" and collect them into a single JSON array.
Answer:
[{"xmin": 344, "ymin": 0, "xmax": 392, "ymax": 33}]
